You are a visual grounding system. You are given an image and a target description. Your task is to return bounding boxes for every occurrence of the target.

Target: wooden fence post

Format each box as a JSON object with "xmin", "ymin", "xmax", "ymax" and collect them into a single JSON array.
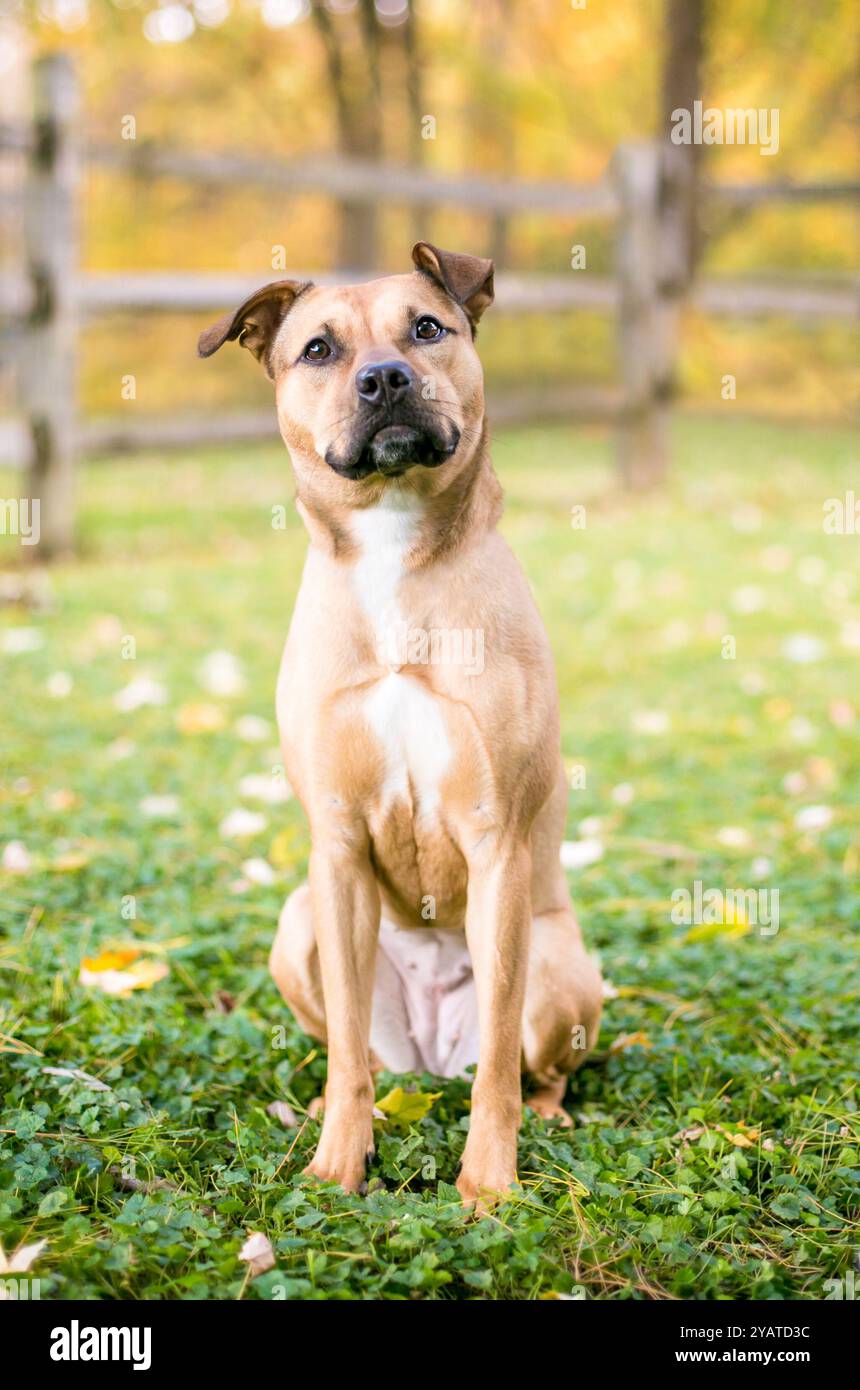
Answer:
[
  {"xmin": 614, "ymin": 142, "xmax": 669, "ymax": 489},
  {"xmin": 22, "ymin": 53, "xmax": 79, "ymax": 559}
]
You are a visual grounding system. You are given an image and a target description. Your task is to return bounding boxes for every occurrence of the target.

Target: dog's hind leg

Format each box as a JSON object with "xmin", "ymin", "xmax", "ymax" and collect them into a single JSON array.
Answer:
[
  {"xmin": 522, "ymin": 770, "xmax": 602, "ymax": 1121},
  {"xmin": 522, "ymin": 904, "xmax": 602, "ymax": 1121},
  {"xmin": 269, "ymin": 883, "xmax": 328, "ymax": 1043}
]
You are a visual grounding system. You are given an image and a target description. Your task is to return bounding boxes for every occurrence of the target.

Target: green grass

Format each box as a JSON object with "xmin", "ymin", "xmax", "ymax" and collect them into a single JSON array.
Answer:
[{"xmin": 1, "ymin": 414, "xmax": 858, "ymax": 1300}]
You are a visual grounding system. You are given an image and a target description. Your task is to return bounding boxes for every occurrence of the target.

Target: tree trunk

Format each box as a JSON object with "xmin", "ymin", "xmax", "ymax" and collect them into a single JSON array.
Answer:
[
  {"xmin": 655, "ymin": 0, "xmax": 707, "ymax": 418},
  {"xmin": 311, "ymin": 0, "xmax": 381, "ymax": 270}
]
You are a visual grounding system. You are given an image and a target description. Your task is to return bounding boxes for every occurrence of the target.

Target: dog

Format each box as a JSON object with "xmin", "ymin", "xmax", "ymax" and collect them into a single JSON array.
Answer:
[{"xmin": 199, "ymin": 243, "xmax": 602, "ymax": 1206}]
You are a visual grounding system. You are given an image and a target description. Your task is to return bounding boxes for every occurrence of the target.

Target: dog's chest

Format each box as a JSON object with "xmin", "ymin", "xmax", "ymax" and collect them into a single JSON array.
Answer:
[{"xmin": 349, "ymin": 499, "xmax": 452, "ymax": 820}]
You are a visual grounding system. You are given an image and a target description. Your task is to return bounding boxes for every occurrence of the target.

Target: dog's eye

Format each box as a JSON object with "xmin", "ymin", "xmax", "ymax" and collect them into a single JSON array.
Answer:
[
  {"xmin": 414, "ymin": 316, "xmax": 444, "ymax": 341},
  {"xmin": 302, "ymin": 338, "xmax": 331, "ymax": 362}
]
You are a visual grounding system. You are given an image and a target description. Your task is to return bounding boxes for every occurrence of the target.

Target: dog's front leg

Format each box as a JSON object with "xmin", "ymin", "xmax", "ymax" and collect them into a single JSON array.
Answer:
[
  {"xmin": 458, "ymin": 838, "xmax": 531, "ymax": 1208},
  {"xmin": 304, "ymin": 842, "xmax": 380, "ymax": 1193}
]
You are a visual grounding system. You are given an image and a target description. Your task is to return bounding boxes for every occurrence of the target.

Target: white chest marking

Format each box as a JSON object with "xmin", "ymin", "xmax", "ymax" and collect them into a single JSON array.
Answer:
[
  {"xmin": 350, "ymin": 497, "xmax": 451, "ymax": 817},
  {"xmin": 350, "ymin": 494, "xmax": 424, "ymax": 660},
  {"xmin": 363, "ymin": 672, "xmax": 451, "ymax": 817}
]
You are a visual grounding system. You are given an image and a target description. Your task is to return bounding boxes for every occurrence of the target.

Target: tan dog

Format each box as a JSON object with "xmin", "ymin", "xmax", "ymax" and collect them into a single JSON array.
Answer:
[{"xmin": 199, "ymin": 244, "xmax": 602, "ymax": 1206}]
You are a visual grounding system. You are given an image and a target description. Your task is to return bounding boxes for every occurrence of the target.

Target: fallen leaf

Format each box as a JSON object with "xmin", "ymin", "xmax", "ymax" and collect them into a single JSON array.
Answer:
[
  {"xmin": 238, "ymin": 773, "xmax": 292, "ymax": 804},
  {"xmin": 829, "ymin": 698, "xmax": 855, "ymax": 728},
  {"xmin": 49, "ymin": 850, "xmax": 91, "ymax": 873},
  {"xmin": 632, "ymin": 709, "xmax": 670, "ymax": 736},
  {"xmin": 47, "ymin": 672, "xmax": 73, "ymax": 698},
  {"xmin": 200, "ymin": 651, "xmax": 245, "ymax": 698},
  {"xmin": 42, "ymin": 1066, "xmax": 111, "ymax": 1092},
  {"xmin": 794, "ymin": 804, "xmax": 833, "ymax": 833},
  {"xmin": 266, "ymin": 1100, "xmax": 299, "ymax": 1127},
  {"xmin": 559, "ymin": 838, "xmax": 603, "ymax": 870},
  {"xmin": 114, "ymin": 677, "xmax": 168, "ymax": 711},
  {"xmin": 46, "ymin": 789, "xmax": 77, "ymax": 812},
  {"xmin": 781, "ymin": 634, "xmax": 824, "ymax": 664},
  {"xmin": 609, "ymin": 1031, "xmax": 653, "ymax": 1053},
  {"xmin": 81, "ymin": 949, "xmax": 139, "ymax": 972},
  {"xmin": 716, "ymin": 826, "xmax": 751, "ymax": 851},
  {"xmin": 1, "ymin": 841, "xmax": 32, "ymax": 873},
  {"xmin": 764, "ymin": 697, "xmax": 792, "ymax": 722},
  {"xmin": 219, "ymin": 808, "xmax": 267, "ymax": 839},
  {"xmin": 684, "ymin": 916, "xmax": 750, "ymax": 944},
  {"xmin": 1, "ymin": 627, "xmax": 43, "ymax": 654},
  {"xmin": 715, "ymin": 1123, "xmax": 761, "ymax": 1148},
  {"xmin": 238, "ymin": 1231, "xmax": 275, "ymax": 1277},
  {"xmin": 240, "ymin": 857, "xmax": 277, "ymax": 885},
  {"xmin": 375, "ymin": 1086, "xmax": 441, "ymax": 1126},
  {"xmin": 0, "ymin": 1239, "xmax": 47, "ymax": 1277},
  {"xmin": 79, "ymin": 948, "xmax": 169, "ymax": 996},
  {"xmin": 106, "ymin": 738, "xmax": 136, "ymax": 761},
  {"xmin": 234, "ymin": 714, "xmax": 271, "ymax": 742},
  {"xmin": 177, "ymin": 703, "xmax": 226, "ymax": 735},
  {"xmin": 269, "ymin": 827, "xmax": 304, "ymax": 869},
  {"xmin": 140, "ymin": 795, "xmax": 180, "ymax": 820},
  {"xmin": 673, "ymin": 1125, "xmax": 706, "ymax": 1143}
]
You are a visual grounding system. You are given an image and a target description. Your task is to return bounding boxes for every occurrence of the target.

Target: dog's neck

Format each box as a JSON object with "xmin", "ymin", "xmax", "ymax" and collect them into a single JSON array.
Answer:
[{"xmin": 294, "ymin": 425, "xmax": 503, "ymax": 571}]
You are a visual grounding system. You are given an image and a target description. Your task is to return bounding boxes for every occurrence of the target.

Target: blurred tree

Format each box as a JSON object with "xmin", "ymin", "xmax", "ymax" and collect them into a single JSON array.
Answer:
[
  {"xmin": 660, "ymin": 0, "xmax": 706, "ymax": 286},
  {"xmin": 310, "ymin": 0, "xmax": 381, "ymax": 269}
]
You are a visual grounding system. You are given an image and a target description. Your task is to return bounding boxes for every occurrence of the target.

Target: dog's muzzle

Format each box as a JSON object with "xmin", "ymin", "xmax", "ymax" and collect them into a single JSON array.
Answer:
[{"xmin": 324, "ymin": 357, "xmax": 460, "ymax": 480}]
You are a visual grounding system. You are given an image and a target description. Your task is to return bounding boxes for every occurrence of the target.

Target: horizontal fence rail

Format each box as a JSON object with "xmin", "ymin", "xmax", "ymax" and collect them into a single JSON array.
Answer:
[
  {"xmin": 2, "ymin": 269, "xmax": 854, "ymax": 327},
  {"xmin": 86, "ymin": 141, "xmax": 620, "ymax": 217},
  {"xmin": 0, "ymin": 387, "xmax": 625, "ymax": 468}
]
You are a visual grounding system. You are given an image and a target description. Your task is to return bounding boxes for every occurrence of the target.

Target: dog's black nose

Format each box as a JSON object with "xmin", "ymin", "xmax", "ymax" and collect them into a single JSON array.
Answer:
[{"xmin": 355, "ymin": 359, "xmax": 415, "ymax": 405}]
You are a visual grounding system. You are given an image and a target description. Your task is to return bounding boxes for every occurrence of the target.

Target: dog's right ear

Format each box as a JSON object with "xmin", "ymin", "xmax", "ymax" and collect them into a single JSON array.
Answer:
[{"xmin": 197, "ymin": 280, "xmax": 311, "ymax": 378}]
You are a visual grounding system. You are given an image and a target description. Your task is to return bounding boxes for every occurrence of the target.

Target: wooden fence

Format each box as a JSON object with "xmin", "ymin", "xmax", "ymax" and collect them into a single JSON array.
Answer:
[{"xmin": 1, "ymin": 54, "xmax": 857, "ymax": 557}]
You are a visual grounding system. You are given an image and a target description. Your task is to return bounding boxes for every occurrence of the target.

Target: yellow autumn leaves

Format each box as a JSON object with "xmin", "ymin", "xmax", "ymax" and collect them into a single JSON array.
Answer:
[{"xmin": 78, "ymin": 940, "xmax": 186, "ymax": 996}]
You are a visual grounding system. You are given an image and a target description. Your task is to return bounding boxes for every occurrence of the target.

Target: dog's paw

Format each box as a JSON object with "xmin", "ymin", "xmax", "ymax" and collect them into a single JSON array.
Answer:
[
  {"xmin": 455, "ymin": 1165, "xmax": 517, "ymax": 1214},
  {"xmin": 302, "ymin": 1118, "xmax": 374, "ymax": 1194},
  {"xmin": 456, "ymin": 1139, "xmax": 518, "ymax": 1212},
  {"xmin": 526, "ymin": 1095, "xmax": 573, "ymax": 1127}
]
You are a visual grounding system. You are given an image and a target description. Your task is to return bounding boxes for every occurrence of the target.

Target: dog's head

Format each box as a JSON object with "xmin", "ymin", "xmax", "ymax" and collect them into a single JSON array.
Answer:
[{"xmin": 198, "ymin": 243, "xmax": 493, "ymax": 497}]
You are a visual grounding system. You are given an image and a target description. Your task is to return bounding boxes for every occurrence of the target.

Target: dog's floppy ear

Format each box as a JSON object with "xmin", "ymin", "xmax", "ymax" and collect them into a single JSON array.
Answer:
[
  {"xmin": 197, "ymin": 279, "xmax": 311, "ymax": 378},
  {"xmin": 411, "ymin": 242, "xmax": 494, "ymax": 331}
]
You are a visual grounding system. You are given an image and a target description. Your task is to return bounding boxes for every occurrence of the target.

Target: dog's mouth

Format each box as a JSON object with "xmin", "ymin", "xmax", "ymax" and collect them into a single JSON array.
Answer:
[{"xmin": 325, "ymin": 413, "xmax": 460, "ymax": 481}]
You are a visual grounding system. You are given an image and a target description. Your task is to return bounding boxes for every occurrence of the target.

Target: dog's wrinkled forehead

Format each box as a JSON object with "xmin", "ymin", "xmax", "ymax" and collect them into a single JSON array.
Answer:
[{"xmin": 269, "ymin": 273, "xmax": 468, "ymax": 375}]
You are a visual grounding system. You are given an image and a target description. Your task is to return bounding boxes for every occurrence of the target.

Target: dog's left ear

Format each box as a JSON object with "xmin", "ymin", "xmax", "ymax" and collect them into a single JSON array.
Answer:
[
  {"xmin": 197, "ymin": 279, "xmax": 311, "ymax": 378},
  {"xmin": 411, "ymin": 242, "xmax": 494, "ymax": 331}
]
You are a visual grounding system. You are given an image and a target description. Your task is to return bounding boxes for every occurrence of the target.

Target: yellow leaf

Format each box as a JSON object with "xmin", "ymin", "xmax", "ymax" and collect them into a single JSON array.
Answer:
[
  {"xmin": 50, "ymin": 851, "xmax": 91, "ymax": 873},
  {"xmin": 124, "ymin": 959, "xmax": 170, "ymax": 989},
  {"xmin": 609, "ymin": 1030, "xmax": 653, "ymax": 1053},
  {"xmin": 375, "ymin": 1086, "xmax": 441, "ymax": 1125},
  {"xmin": 79, "ymin": 948, "xmax": 169, "ymax": 995},
  {"xmin": 177, "ymin": 703, "xmax": 226, "ymax": 735},
  {"xmin": 764, "ymin": 697, "xmax": 792, "ymax": 723},
  {"xmin": 81, "ymin": 949, "xmax": 139, "ymax": 973},
  {"xmin": 269, "ymin": 827, "xmax": 304, "ymax": 869},
  {"xmin": 684, "ymin": 918, "xmax": 750, "ymax": 944},
  {"xmin": 716, "ymin": 1123, "xmax": 761, "ymax": 1148},
  {"xmin": 46, "ymin": 789, "xmax": 77, "ymax": 812}
]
